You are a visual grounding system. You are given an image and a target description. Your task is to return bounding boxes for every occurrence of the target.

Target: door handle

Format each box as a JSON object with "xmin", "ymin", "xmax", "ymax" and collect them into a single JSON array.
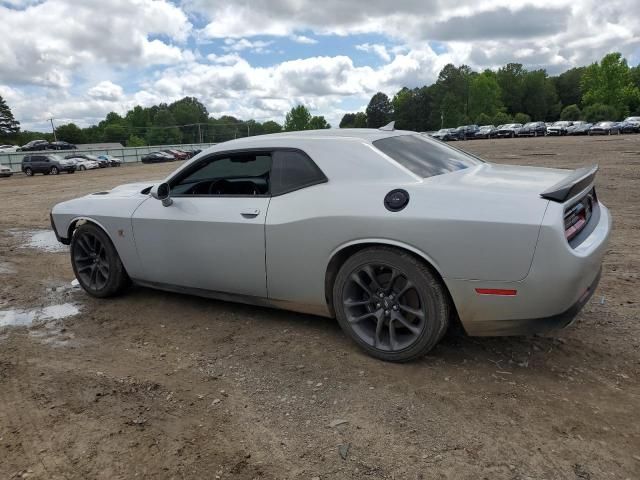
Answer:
[{"xmin": 241, "ymin": 208, "xmax": 260, "ymax": 218}]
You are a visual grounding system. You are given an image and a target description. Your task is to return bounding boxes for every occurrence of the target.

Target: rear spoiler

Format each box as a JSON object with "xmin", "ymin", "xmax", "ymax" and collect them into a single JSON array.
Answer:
[{"xmin": 540, "ymin": 165, "xmax": 598, "ymax": 202}]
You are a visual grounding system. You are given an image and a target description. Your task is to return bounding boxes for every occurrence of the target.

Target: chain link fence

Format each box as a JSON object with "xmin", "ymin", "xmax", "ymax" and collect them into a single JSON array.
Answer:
[{"xmin": 0, "ymin": 143, "xmax": 218, "ymax": 172}]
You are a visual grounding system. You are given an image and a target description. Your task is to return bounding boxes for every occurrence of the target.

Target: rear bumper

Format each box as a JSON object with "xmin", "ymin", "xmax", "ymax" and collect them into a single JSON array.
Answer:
[{"xmin": 447, "ymin": 202, "xmax": 611, "ymax": 336}]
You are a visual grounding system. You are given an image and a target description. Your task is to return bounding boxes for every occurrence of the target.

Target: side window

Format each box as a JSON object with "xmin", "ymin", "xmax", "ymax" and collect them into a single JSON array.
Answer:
[
  {"xmin": 271, "ymin": 150, "xmax": 327, "ymax": 195},
  {"xmin": 171, "ymin": 152, "xmax": 272, "ymax": 196},
  {"xmin": 23, "ymin": 156, "xmax": 31, "ymax": 163}
]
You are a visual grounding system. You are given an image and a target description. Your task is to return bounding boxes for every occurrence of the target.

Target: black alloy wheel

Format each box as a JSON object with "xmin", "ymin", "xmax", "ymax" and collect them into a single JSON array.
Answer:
[{"xmin": 333, "ymin": 247, "xmax": 449, "ymax": 362}]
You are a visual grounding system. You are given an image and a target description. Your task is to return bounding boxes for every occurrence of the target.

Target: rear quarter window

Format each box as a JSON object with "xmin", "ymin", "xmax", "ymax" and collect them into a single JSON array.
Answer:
[{"xmin": 372, "ymin": 134, "xmax": 483, "ymax": 178}]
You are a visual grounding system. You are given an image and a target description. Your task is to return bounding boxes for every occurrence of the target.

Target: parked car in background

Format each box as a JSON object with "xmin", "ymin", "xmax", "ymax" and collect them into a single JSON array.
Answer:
[
  {"xmin": 163, "ymin": 149, "xmax": 189, "ymax": 160},
  {"xmin": 66, "ymin": 153, "xmax": 109, "ymax": 168},
  {"xmin": 567, "ymin": 122, "xmax": 592, "ymax": 135},
  {"xmin": 50, "ymin": 128, "xmax": 611, "ymax": 362},
  {"xmin": 50, "ymin": 141, "xmax": 77, "ymax": 150},
  {"xmin": 65, "ymin": 156, "xmax": 100, "ymax": 171},
  {"xmin": 97, "ymin": 154, "xmax": 122, "ymax": 167},
  {"xmin": 455, "ymin": 125, "xmax": 479, "ymax": 140},
  {"xmin": 589, "ymin": 121, "xmax": 621, "ymax": 135},
  {"xmin": 547, "ymin": 121, "xmax": 573, "ymax": 136},
  {"xmin": 617, "ymin": 120, "xmax": 640, "ymax": 134},
  {"xmin": 431, "ymin": 128, "xmax": 460, "ymax": 141},
  {"xmin": 0, "ymin": 144, "xmax": 18, "ymax": 152},
  {"xmin": 0, "ymin": 164, "xmax": 12, "ymax": 177},
  {"xmin": 141, "ymin": 151, "xmax": 175, "ymax": 163},
  {"xmin": 495, "ymin": 123, "xmax": 522, "ymax": 138},
  {"xmin": 474, "ymin": 125, "xmax": 497, "ymax": 139},
  {"xmin": 518, "ymin": 121, "xmax": 547, "ymax": 137},
  {"xmin": 17, "ymin": 140, "xmax": 50, "ymax": 151},
  {"xmin": 22, "ymin": 154, "xmax": 76, "ymax": 175},
  {"xmin": 623, "ymin": 116, "xmax": 640, "ymax": 131}
]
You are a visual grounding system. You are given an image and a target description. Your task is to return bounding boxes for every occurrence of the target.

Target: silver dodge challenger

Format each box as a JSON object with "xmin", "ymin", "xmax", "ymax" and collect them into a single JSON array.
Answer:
[{"xmin": 51, "ymin": 126, "xmax": 611, "ymax": 362}]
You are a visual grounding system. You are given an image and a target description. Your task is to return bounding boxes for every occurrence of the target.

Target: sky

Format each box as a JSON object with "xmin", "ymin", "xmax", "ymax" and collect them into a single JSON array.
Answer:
[{"xmin": 0, "ymin": 0, "xmax": 638, "ymax": 131}]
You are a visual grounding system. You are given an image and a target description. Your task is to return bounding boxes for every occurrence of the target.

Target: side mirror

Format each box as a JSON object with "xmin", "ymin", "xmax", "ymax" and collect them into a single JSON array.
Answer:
[{"xmin": 150, "ymin": 182, "xmax": 173, "ymax": 207}]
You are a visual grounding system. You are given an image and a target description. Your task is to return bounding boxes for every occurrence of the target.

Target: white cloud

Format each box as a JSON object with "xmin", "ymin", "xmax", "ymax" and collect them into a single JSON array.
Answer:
[
  {"xmin": 223, "ymin": 38, "xmax": 274, "ymax": 54},
  {"xmin": 291, "ymin": 35, "xmax": 318, "ymax": 45},
  {"xmin": 87, "ymin": 81, "xmax": 124, "ymax": 101},
  {"xmin": 356, "ymin": 43, "xmax": 392, "ymax": 62}
]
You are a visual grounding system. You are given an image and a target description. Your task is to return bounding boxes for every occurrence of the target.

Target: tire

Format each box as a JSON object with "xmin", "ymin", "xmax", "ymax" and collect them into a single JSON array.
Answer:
[
  {"xmin": 24, "ymin": 167, "xmax": 33, "ymax": 176},
  {"xmin": 70, "ymin": 223, "xmax": 130, "ymax": 298},
  {"xmin": 333, "ymin": 247, "xmax": 450, "ymax": 362},
  {"xmin": 50, "ymin": 166, "xmax": 59, "ymax": 175},
  {"xmin": 510, "ymin": 132, "xmax": 515, "ymax": 138},
  {"xmin": 68, "ymin": 170, "xmax": 75, "ymax": 174},
  {"xmin": 79, "ymin": 165, "xmax": 86, "ymax": 171}
]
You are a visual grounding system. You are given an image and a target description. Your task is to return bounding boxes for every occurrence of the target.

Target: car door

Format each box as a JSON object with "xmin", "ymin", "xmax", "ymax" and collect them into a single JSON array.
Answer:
[
  {"xmin": 131, "ymin": 151, "xmax": 272, "ymax": 298},
  {"xmin": 33, "ymin": 155, "xmax": 46, "ymax": 173}
]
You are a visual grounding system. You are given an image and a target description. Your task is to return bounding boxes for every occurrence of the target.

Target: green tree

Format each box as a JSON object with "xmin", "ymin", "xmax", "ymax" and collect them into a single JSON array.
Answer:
[
  {"xmin": 583, "ymin": 103, "xmax": 618, "ymax": 122},
  {"xmin": 552, "ymin": 67, "xmax": 585, "ymax": 108},
  {"xmin": 475, "ymin": 112, "xmax": 493, "ymax": 125},
  {"xmin": 284, "ymin": 105, "xmax": 312, "ymax": 131},
  {"xmin": 261, "ymin": 120, "xmax": 282, "ymax": 134},
  {"xmin": 55, "ymin": 123, "xmax": 85, "ymax": 144},
  {"xmin": 169, "ymin": 97, "xmax": 209, "ymax": 143},
  {"xmin": 514, "ymin": 112, "xmax": 531, "ymax": 124},
  {"xmin": 497, "ymin": 63, "xmax": 526, "ymax": 114},
  {"xmin": 339, "ymin": 112, "xmax": 367, "ymax": 128},
  {"xmin": 147, "ymin": 108, "xmax": 182, "ymax": 145},
  {"xmin": 103, "ymin": 124, "xmax": 128, "ymax": 144},
  {"xmin": 366, "ymin": 92, "xmax": 393, "ymax": 128},
  {"xmin": 127, "ymin": 135, "xmax": 146, "ymax": 147},
  {"xmin": 468, "ymin": 70, "xmax": 502, "ymax": 120},
  {"xmin": 0, "ymin": 95, "xmax": 20, "ymax": 139},
  {"xmin": 560, "ymin": 104, "xmax": 582, "ymax": 120},
  {"xmin": 308, "ymin": 116, "xmax": 330, "ymax": 129},
  {"xmin": 581, "ymin": 53, "xmax": 636, "ymax": 114},
  {"xmin": 493, "ymin": 112, "xmax": 512, "ymax": 126}
]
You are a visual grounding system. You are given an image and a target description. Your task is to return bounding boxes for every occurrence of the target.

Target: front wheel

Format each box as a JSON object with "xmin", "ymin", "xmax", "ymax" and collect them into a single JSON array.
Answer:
[
  {"xmin": 70, "ymin": 223, "xmax": 130, "ymax": 298},
  {"xmin": 50, "ymin": 166, "xmax": 59, "ymax": 175},
  {"xmin": 24, "ymin": 167, "xmax": 33, "ymax": 176},
  {"xmin": 79, "ymin": 165, "xmax": 86, "ymax": 171},
  {"xmin": 333, "ymin": 247, "xmax": 450, "ymax": 362}
]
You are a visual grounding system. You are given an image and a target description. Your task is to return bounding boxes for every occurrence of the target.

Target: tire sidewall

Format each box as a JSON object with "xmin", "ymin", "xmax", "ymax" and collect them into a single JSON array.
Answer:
[{"xmin": 333, "ymin": 247, "xmax": 448, "ymax": 362}]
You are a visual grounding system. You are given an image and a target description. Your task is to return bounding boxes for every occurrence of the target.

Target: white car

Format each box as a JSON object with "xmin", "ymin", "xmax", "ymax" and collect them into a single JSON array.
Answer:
[
  {"xmin": 0, "ymin": 145, "xmax": 18, "ymax": 152},
  {"xmin": 0, "ymin": 164, "xmax": 12, "ymax": 177},
  {"xmin": 51, "ymin": 127, "xmax": 611, "ymax": 362},
  {"xmin": 67, "ymin": 157, "xmax": 100, "ymax": 171}
]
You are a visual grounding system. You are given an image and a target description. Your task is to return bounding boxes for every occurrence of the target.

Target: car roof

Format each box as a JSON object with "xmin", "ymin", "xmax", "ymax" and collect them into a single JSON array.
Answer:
[{"xmin": 211, "ymin": 128, "xmax": 414, "ymax": 149}]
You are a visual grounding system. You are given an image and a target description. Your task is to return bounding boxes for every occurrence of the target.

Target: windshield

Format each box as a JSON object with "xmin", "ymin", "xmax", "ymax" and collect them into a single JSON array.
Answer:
[
  {"xmin": 553, "ymin": 121, "xmax": 570, "ymax": 126},
  {"xmin": 596, "ymin": 122, "xmax": 611, "ymax": 126},
  {"xmin": 524, "ymin": 122, "xmax": 536, "ymax": 127},
  {"xmin": 372, "ymin": 134, "xmax": 483, "ymax": 179}
]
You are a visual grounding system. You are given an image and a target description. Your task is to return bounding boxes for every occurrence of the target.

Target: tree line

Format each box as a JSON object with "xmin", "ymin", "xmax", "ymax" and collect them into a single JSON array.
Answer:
[
  {"xmin": 342, "ymin": 52, "xmax": 640, "ymax": 130},
  {"xmin": 1, "ymin": 52, "xmax": 638, "ymax": 146}
]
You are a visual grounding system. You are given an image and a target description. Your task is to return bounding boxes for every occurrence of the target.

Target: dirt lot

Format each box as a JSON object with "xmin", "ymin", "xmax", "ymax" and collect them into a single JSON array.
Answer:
[{"xmin": 0, "ymin": 135, "xmax": 638, "ymax": 479}]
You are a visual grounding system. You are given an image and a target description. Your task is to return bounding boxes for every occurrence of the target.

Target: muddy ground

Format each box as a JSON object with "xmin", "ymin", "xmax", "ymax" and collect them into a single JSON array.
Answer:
[{"xmin": 0, "ymin": 135, "xmax": 638, "ymax": 479}]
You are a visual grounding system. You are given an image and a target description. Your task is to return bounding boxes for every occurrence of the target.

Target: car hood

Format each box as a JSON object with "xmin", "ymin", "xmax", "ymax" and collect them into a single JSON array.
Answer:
[
  {"xmin": 426, "ymin": 163, "xmax": 570, "ymax": 198},
  {"xmin": 93, "ymin": 181, "xmax": 159, "ymax": 198}
]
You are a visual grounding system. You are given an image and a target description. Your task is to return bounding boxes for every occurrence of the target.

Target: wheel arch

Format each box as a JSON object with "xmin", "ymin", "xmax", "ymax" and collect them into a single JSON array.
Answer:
[
  {"xmin": 324, "ymin": 239, "xmax": 455, "ymax": 317},
  {"xmin": 67, "ymin": 216, "xmax": 116, "ymax": 246}
]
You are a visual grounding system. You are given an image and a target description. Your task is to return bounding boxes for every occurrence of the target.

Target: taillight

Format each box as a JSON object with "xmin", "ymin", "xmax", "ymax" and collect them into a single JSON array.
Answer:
[{"xmin": 564, "ymin": 189, "xmax": 595, "ymax": 241}]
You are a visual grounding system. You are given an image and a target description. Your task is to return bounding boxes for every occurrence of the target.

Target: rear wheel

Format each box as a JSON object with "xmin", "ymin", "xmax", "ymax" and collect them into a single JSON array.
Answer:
[
  {"xmin": 50, "ymin": 166, "xmax": 59, "ymax": 175},
  {"xmin": 71, "ymin": 223, "xmax": 130, "ymax": 298},
  {"xmin": 24, "ymin": 167, "xmax": 33, "ymax": 176},
  {"xmin": 333, "ymin": 247, "xmax": 450, "ymax": 362}
]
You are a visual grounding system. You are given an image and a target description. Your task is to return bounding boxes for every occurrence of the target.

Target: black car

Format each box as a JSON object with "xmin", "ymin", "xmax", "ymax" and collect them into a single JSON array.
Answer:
[
  {"xmin": 567, "ymin": 121, "xmax": 592, "ymax": 135},
  {"xmin": 17, "ymin": 140, "xmax": 50, "ymax": 152},
  {"xmin": 21, "ymin": 154, "xmax": 77, "ymax": 176},
  {"xmin": 141, "ymin": 151, "xmax": 175, "ymax": 163},
  {"xmin": 474, "ymin": 125, "xmax": 497, "ymax": 139},
  {"xmin": 517, "ymin": 121, "xmax": 546, "ymax": 137},
  {"xmin": 455, "ymin": 124, "xmax": 479, "ymax": 140},
  {"xmin": 617, "ymin": 120, "xmax": 640, "ymax": 134},
  {"xmin": 65, "ymin": 153, "xmax": 109, "ymax": 167},
  {"xmin": 588, "ymin": 121, "xmax": 620, "ymax": 135},
  {"xmin": 495, "ymin": 123, "xmax": 522, "ymax": 138},
  {"xmin": 430, "ymin": 128, "xmax": 460, "ymax": 141},
  {"xmin": 622, "ymin": 116, "xmax": 640, "ymax": 132},
  {"xmin": 50, "ymin": 141, "xmax": 77, "ymax": 150}
]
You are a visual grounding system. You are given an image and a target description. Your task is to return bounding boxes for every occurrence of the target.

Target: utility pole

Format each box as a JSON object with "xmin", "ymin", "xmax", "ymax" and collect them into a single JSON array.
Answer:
[
  {"xmin": 48, "ymin": 118, "xmax": 57, "ymax": 142},
  {"xmin": 197, "ymin": 123, "xmax": 202, "ymax": 144},
  {"xmin": 247, "ymin": 124, "xmax": 250, "ymax": 138}
]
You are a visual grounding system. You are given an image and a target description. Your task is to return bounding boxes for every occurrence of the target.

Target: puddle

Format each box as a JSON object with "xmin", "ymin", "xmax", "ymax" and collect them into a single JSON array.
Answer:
[
  {"xmin": 0, "ymin": 262, "xmax": 15, "ymax": 274},
  {"xmin": 9, "ymin": 229, "xmax": 67, "ymax": 253},
  {"xmin": 0, "ymin": 303, "xmax": 80, "ymax": 328},
  {"xmin": 24, "ymin": 230, "xmax": 67, "ymax": 253}
]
